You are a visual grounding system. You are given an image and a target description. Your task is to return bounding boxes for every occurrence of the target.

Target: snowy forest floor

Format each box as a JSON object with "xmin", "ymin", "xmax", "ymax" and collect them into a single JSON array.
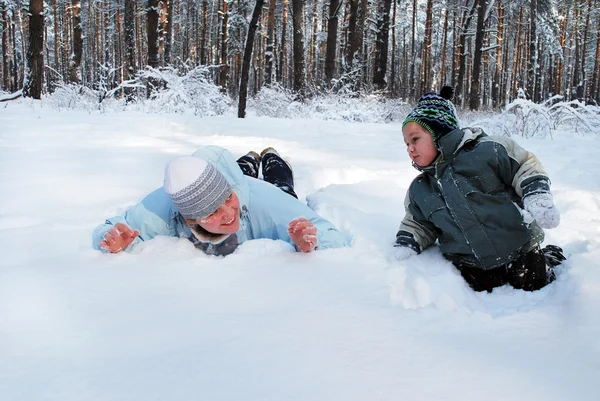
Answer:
[{"xmin": 1, "ymin": 100, "xmax": 599, "ymax": 400}]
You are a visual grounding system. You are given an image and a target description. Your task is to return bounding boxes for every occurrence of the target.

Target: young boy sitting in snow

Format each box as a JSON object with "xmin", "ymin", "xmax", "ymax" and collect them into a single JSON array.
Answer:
[
  {"xmin": 93, "ymin": 146, "xmax": 347, "ymax": 256},
  {"xmin": 394, "ymin": 87, "xmax": 565, "ymax": 292}
]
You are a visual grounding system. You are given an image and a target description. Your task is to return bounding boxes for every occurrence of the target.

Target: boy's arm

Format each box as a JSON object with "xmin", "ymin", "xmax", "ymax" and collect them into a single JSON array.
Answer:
[
  {"xmin": 395, "ymin": 191, "xmax": 438, "ymax": 253},
  {"xmin": 488, "ymin": 136, "xmax": 550, "ymax": 198},
  {"xmin": 490, "ymin": 137, "xmax": 560, "ymax": 228}
]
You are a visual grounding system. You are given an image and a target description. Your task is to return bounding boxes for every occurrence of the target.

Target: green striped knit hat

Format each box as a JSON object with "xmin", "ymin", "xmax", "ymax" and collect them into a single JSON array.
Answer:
[{"xmin": 403, "ymin": 86, "xmax": 459, "ymax": 147}]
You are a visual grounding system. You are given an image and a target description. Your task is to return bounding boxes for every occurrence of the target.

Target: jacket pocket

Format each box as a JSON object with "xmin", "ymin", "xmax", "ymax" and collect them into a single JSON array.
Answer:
[
  {"xmin": 420, "ymin": 193, "xmax": 447, "ymax": 219},
  {"xmin": 457, "ymin": 172, "xmax": 505, "ymax": 196}
]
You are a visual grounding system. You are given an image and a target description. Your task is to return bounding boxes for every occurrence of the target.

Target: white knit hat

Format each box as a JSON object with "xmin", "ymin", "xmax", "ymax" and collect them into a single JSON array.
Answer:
[{"xmin": 163, "ymin": 156, "xmax": 232, "ymax": 219}]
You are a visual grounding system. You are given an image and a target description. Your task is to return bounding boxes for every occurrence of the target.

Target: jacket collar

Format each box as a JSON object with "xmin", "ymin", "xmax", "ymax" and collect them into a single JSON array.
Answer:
[{"xmin": 413, "ymin": 127, "xmax": 486, "ymax": 174}]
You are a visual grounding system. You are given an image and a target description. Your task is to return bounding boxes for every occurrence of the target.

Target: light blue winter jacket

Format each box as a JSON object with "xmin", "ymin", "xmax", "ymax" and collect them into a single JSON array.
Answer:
[{"xmin": 93, "ymin": 146, "xmax": 348, "ymax": 255}]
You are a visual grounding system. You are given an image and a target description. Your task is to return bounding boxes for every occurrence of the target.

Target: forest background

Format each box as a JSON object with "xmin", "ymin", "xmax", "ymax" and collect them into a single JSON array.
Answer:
[{"xmin": 2, "ymin": 0, "xmax": 600, "ymax": 115}]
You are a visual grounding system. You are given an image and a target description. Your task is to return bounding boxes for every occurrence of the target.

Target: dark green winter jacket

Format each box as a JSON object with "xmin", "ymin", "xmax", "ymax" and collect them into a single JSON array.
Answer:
[{"xmin": 396, "ymin": 128, "xmax": 547, "ymax": 270}]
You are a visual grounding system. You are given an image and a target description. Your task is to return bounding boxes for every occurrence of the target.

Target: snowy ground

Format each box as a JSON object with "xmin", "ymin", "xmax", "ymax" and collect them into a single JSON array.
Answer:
[{"xmin": 1, "ymin": 100, "xmax": 599, "ymax": 401}]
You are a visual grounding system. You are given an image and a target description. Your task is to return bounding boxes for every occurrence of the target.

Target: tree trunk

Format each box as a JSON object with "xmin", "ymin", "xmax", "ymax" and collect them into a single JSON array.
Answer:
[
  {"xmin": 69, "ymin": 0, "xmax": 83, "ymax": 83},
  {"xmin": 373, "ymin": 0, "xmax": 391, "ymax": 90},
  {"xmin": 469, "ymin": 0, "xmax": 485, "ymax": 110},
  {"xmin": 455, "ymin": 0, "xmax": 477, "ymax": 107},
  {"xmin": 421, "ymin": 0, "xmax": 433, "ymax": 94},
  {"xmin": 200, "ymin": 0, "xmax": 208, "ymax": 64},
  {"xmin": 309, "ymin": 0, "xmax": 319, "ymax": 81},
  {"xmin": 390, "ymin": 0, "xmax": 396, "ymax": 95},
  {"xmin": 124, "ymin": 0, "xmax": 136, "ymax": 80},
  {"xmin": 164, "ymin": 0, "xmax": 174, "ymax": 64},
  {"xmin": 440, "ymin": 7, "xmax": 449, "ymax": 86},
  {"xmin": 52, "ymin": 0, "xmax": 59, "ymax": 75},
  {"xmin": 410, "ymin": 0, "xmax": 417, "ymax": 98},
  {"xmin": 147, "ymin": 0, "xmax": 160, "ymax": 68},
  {"xmin": 2, "ymin": 2, "xmax": 9, "ymax": 91},
  {"xmin": 325, "ymin": 0, "xmax": 341, "ymax": 84},
  {"xmin": 527, "ymin": 0, "xmax": 538, "ymax": 100},
  {"xmin": 492, "ymin": 0, "xmax": 503, "ymax": 108},
  {"xmin": 581, "ymin": 0, "xmax": 592, "ymax": 99},
  {"xmin": 239, "ymin": 0, "xmax": 265, "ymax": 118},
  {"xmin": 219, "ymin": 0, "xmax": 228, "ymax": 93},
  {"xmin": 290, "ymin": 0, "xmax": 306, "ymax": 96},
  {"xmin": 24, "ymin": 0, "xmax": 44, "ymax": 99},
  {"xmin": 277, "ymin": 0, "xmax": 288, "ymax": 84},
  {"xmin": 590, "ymin": 10, "xmax": 600, "ymax": 102},
  {"xmin": 264, "ymin": 0, "xmax": 277, "ymax": 85},
  {"xmin": 451, "ymin": 7, "xmax": 458, "ymax": 87}
]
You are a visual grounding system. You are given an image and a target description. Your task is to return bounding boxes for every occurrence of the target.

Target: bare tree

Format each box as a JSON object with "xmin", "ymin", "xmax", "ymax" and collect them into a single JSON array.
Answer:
[
  {"xmin": 124, "ymin": 0, "xmax": 136, "ymax": 80},
  {"xmin": 527, "ymin": 0, "xmax": 538, "ymax": 101},
  {"xmin": 469, "ymin": 0, "xmax": 486, "ymax": 110},
  {"xmin": 23, "ymin": 0, "xmax": 44, "ymax": 99},
  {"xmin": 325, "ymin": 0, "xmax": 341, "ymax": 84},
  {"xmin": 69, "ymin": 0, "xmax": 83, "ymax": 83},
  {"xmin": 290, "ymin": 0, "xmax": 306, "ymax": 96},
  {"xmin": 455, "ymin": 0, "xmax": 477, "ymax": 107},
  {"xmin": 264, "ymin": 0, "xmax": 277, "ymax": 85},
  {"xmin": 147, "ymin": 0, "xmax": 160, "ymax": 68},
  {"xmin": 373, "ymin": 0, "xmax": 392, "ymax": 90},
  {"xmin": 239, "ymin": 0, "xmax": 265, "ymax": 118},
  {"xmin": 2, "ymin": 1, "xmax": 9, "ymax": 91},
  {"xmin": 421, "ymin": 0, "xmax": 433, "ymax": 94}
]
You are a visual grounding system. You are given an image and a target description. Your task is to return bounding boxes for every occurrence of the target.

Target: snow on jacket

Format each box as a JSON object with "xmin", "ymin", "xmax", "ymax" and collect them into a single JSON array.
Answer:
[
  {"xmin": 93, "ymin": 146, "xmax": 348, "ymax": 255},
  {"xmin": 396, "ymin": 128, "xmax": 547, "ymax": 270}
]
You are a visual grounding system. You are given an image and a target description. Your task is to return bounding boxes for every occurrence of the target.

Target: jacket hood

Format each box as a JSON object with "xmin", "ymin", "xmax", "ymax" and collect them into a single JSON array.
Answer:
[{"xmin": 413, "ymin": 127, "xmax": 486, "ymax": 174}]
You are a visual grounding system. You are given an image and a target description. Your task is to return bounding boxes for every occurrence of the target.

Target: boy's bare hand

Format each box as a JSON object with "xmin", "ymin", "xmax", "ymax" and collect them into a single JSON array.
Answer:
[
  {"xmin": 99, "ymin": 223, "xmax": 140, "ymax": 253},
  {"xmin": 288, "ymin": 217, "xmax": 318, "ymax": 253}
]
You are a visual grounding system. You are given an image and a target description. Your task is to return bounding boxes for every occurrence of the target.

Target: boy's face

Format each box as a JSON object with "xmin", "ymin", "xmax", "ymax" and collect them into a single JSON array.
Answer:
[
  {"xmin": 402, "ymin": 122, "xmax": 438, "ymax": 167},
  {"xmin": 186, "ymin": 191, "xmax": 241, "ymax": 235}
]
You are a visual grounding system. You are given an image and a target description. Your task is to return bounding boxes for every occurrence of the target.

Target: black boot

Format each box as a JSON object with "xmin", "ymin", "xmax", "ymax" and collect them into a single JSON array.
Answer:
[
  {"xmin": 507, "ymin": 247, "xmax": 549, "ymax": 291},
  {"xmin": 543, "ymin": 245, "xmax": 566, "ymax": 267}
]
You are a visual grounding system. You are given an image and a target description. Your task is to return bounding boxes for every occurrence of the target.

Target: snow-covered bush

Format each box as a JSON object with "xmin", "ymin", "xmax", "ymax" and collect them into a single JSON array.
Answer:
[
  {"xmin": 46, "ymin": 65, "xmax": 231, "ymax": 116},
  {"xmin": 465, "ymin": 97, "xmax": 600, "ymax": 138},
  {"xmin": 141, "ymin": 66, "xmax": 231, "ymax": 116},
  {"xmin": 249, "ymin": 84, "xmax": 410, "ymax": 123},
  {"xmin": 47, "ymin": 83, "xmax": 111, "ymax": 112}
]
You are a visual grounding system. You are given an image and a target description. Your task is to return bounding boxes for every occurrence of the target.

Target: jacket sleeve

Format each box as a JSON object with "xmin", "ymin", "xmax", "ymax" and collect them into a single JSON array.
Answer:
[
  {"xmin": 395, "ymin": 190, "xmax": 438, "ymax": 253},
  {"xmin": 92, "ymin": 188, "xmax": 180, "ymax": 252},
  {"xmin": 488, "ymin": 136, "xmax": 551, "ymax": 198},
  {"xmin": 248, "ymin": 180, "xmax": 348, "ymax": 250}
]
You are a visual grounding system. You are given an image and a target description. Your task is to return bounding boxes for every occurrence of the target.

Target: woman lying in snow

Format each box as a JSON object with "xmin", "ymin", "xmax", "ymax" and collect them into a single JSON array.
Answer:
[
  {"xmin": 93, "ymin": 146, "xmax": 348, "ymax": 256},
  {"xmin": 394, "ymin": 87, "xmax": 565, "ymax": 292}
]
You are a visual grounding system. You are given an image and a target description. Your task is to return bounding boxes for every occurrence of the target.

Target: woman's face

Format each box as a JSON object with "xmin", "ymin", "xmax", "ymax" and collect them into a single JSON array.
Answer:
[{"xmin": 187, "ymin": 192, "xmax": 241, "ymax": 235}]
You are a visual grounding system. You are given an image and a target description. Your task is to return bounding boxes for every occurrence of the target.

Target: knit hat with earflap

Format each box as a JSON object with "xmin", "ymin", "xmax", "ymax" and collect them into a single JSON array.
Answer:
[
  {"xmin": 403, "ymin": 86, "xmax": 459, "ymax": 146},
  {"xmin": 163, "ymin": 156, "xmax": 232, "ymax": 220}
]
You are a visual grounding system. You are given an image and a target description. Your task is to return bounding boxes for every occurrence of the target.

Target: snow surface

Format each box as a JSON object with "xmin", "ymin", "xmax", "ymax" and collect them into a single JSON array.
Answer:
[{"xmin": 1, "ymin": 101, "xmax": 599, "ymax": 401}]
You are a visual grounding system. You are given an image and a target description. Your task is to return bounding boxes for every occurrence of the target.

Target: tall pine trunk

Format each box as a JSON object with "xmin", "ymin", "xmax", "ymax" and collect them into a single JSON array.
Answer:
[
  {"xmin": 24, "ymin": 0, "xmax": 44, "ymax": 99},
  {"xmin": 2, "ymin": 2, "xmax": 9, "ymax": 91},
  {"xmin": 455, "ymin": 0, "xmax": 477, "ymax": 107},
  {"xmin": 164, "ymin": 0, "xmax": 174, "ymax": 64},
  {"xmin": 147, "ymin": 0, "xmax": 160, "ymax": 68},
  {"xmin": 291, "ymin": 0, "xmax": 306, "ymax": 97},
  {"xmin": 69, "ymin": 0, "xmax": 83, "ymax": 83},
  {"xmin": 239, "ymin": 0, "xmax": 265, "ymax": 118},
  {"xmin": 124, "ymin": 0, "xmax": 136, "ymax": 80},
  {"xmin": 264, "ymin": 0, "xmax": 277, "ymax": 85},
  {"xmin": 373, "ymin": 0, "xmax": 391, "ymax": 90},
  {"xmin": 469, "ymin": 0, "xmax": 486, "ymax": 110},
  {"xmin": 421, "ymin": 0, "xmax": 433, "ymax": 94},
  {"xmin": 218, "ymin": 0, "xmax": 228, "ymax": 93},
  {"xmin": 325, "ymin": 0, "xmax": 340, "ymax": 84},
  {"xmin": 492, "ymin": 0, "xmax": 504, "ymax": 108}
]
